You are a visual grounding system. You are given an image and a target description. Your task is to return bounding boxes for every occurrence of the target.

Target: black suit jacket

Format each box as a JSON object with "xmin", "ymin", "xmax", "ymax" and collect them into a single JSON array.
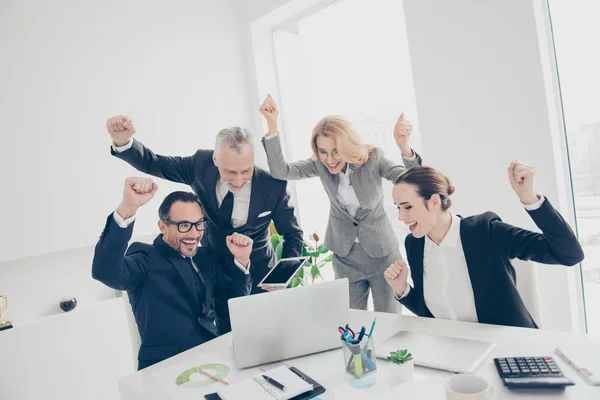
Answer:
[
  {"xmin": 399, "ymin": 198, "xmax": 584, "ymax": 328},
  {"xmin": 111, "ymin": 140, "xmax": 304, "ymax": 285},
  {"xmin": 92, "ymin": 215, "xmax": 252, "ymax": 369}
]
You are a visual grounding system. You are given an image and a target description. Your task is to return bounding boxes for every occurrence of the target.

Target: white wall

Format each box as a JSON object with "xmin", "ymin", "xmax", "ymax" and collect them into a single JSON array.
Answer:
[
  {"xmin": 0, "ymin": 1, "xmax": 252, "ymax": 398},
  {"xmin": 0, "ymin": 0, "xmax": 252, "ymax": 263},
  {"xmin": 401, "ymin": 0, "xmax": 581, "ymax": 331}
]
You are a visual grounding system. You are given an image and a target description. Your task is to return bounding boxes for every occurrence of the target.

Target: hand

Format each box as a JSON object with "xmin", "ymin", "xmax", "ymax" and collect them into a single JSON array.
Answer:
[
  {"xmin": 117, "ymin": 177, "xmax": 159, "ymax": 219},
  {"xmin": 107, "ymin": 115, "xmax": 136, "ymax": 147},
  {"xmin": 259, "ymin": 94, "xmax": 279, "ymax": 135},
  {"xmin": 393, "ymin": 113, "xmax": 414, "ymax": 157},
  {"xmin": 384, "ymin": 260, "xmax": 409, "ymax": 297},
  {"xmin": 226, "ymin": 233, "xmax": 253, "ymax": 269},
  {"xmin": 508, "ymin": 161, "xmax": 538, "ymax": 205},
  {"xmin": 261, "ymin": 284, "xmax": 285, "ymax": 292}
]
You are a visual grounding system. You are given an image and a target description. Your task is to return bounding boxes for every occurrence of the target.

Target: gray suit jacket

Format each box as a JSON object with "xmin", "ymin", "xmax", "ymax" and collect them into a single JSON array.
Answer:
[{"xmin": 262, "ymin": 135, "xmax": 422, "ymax": 258}]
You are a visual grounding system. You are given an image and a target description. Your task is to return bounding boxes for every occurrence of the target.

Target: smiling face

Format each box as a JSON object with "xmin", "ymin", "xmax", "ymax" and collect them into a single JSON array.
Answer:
[
  {"xmin": 392, "ymin": 182, "xmax": 443, "ymax": 238},
  {"xmin": 213, "ymin": 142, "xmax": 254, "ymax": 192},
  {"xmin": 315, "ymin": 135, "xmax": 348, "ymax": 174},
  {"xmin": 158, "ymin": 200, "xmax": 205, "ymax": 257}
]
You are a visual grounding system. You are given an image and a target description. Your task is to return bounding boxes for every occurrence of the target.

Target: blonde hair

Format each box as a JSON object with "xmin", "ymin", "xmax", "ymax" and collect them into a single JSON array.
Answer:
[{"xmin": 310, "ymin": 115, "xmax": 375, "ymax": 168}]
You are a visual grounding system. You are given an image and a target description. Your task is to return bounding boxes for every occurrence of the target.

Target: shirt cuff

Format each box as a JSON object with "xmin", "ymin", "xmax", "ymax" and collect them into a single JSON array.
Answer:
[
  {"xmin": 402, "ymin": 149, "xmax": 417, "ymax": 161},
  {"xmin": 113, "ymin": 210, "xmax": 136, "ymax": 228},
  {"xmin": 112, "ymin": 138, "xmax": 134, "ymax": 153},
  {"xmin": 264, "ymin": 131, "xmax": 279, "ymax": 140},
  {"xmin": 393, "ymin": 285, "xmax": 411, "ymax": 301},
  {"xmin": 234, "ymin": 259, "xmax": 251, "ymax": 274},
  {"xmin": 523, "ymin": 195, "xmax": 545, "ymax": 211}
]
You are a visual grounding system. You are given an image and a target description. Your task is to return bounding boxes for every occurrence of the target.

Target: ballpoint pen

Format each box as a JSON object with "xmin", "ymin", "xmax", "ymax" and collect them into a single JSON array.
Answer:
[{"xmin": 262, "ymin": 375, "xmax": 286, "ymax": 391}]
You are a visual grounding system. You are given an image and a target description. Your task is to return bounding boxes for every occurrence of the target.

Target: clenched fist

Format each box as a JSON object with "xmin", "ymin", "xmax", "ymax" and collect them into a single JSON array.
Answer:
[
  {"xmin": 226, "ymin": 232, "xmax": 253, "ymax": 269},
  {"xmin": 384, "ymin": 260, "xmax": 410, "ymax": 297},
  {"xmin": 508, "ymin": 161, "xmax": 538, "ymax": 205},
  {"xmin": 259, "ymin": 94, "xmax": 279, "ymax": 135},
  {"xmin": 393, "ymin": 113, "xmax": 414, "ymax": 158},
  {"xmin": 107, "ymin": 115, "xmax": 136, "ymax": 147},
  {"xmin": 116, "ymin": 177, "xmax": 158, "ymax": 219}
]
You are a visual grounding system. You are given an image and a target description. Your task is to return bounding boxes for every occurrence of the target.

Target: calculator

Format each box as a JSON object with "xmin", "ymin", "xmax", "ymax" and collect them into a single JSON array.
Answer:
[{"xmin": 494, "ymin": 357, "xmax": 575, "ymax": 389}]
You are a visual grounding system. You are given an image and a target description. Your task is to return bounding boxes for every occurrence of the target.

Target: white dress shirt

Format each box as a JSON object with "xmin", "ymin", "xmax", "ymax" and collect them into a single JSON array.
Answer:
[
  {"xmin": 112, "ymin": 211, "xmax": 250, "ymax": 274},
  {"xmin": 397, "ymin": 196, "xmax": 546, "ymax": 323},
  {"xmin": 215, "ymin": 179, "xmax": 251, "ymax": 228},
  {"xmin": 113, "ymin": 139, "xmax": 253, "ymax": 229}
]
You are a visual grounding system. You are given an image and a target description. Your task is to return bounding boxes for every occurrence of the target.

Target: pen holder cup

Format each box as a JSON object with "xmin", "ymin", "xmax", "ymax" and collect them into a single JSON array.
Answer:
[{"xmin": 341, "ymin": 336, "xmax": 377, "ymax": 378}]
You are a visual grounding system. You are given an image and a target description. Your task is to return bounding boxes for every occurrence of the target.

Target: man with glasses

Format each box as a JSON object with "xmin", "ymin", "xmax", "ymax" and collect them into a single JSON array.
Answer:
[
  {"xmin": 92, "ymin": 177, "xmax": 253, "ymax": 370},
  {"xmin": 105, "ymin": 115, "xmax": 304, "ymax": 332}
]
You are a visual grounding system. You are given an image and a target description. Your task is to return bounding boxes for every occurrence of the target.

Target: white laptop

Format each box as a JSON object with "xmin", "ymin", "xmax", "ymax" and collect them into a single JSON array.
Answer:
[
  {"xmin": 229, "ymin": 278, "xmax": 350, "ymax": 368},
  {"xmin": 375, "ymin": 331, "xmax": 495, "ymax": 373}
]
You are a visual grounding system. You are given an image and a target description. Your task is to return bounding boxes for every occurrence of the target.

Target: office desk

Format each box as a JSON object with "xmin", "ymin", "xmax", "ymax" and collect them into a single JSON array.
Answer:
[{"xmin": 119, "ymin": 310, "xmax": 599, "ymax": 399}]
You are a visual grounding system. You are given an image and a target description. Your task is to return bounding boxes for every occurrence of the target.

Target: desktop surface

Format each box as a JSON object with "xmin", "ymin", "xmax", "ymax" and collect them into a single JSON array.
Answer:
[{"xmin": 119, "ymin": 310, "xmax": 600, "ymax": 400}]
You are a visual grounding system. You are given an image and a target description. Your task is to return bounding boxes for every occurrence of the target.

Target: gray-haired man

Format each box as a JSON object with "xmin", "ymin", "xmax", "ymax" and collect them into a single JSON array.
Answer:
[{"xmin": 106, "ymin": 115, "xmax": 304, "ymax": 333}]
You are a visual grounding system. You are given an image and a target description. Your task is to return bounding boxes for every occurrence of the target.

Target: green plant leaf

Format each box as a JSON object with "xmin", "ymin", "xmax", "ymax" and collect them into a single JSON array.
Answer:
[
  {"xmin": 311, "ymin": 265, "xmax": 320, "ymax": 279},
  {"xmin": 270, "ymin": 234, "xmax": 283, "ymax": 250},
  {"xmin": 317, "ymin": 244, "xmax": 329, "ymax": 254},
  {"xmin": 301, "ymin": 245, "xmax": 311, "ymax": 257},
  {"xmin": 323, "ymin": 255, "xmax": 333, "ymax": 262},
  {"xmin": 289, "ymin": 276, "xmax": 302, "ymax": 288},
  {"xmin": 275, "ymin": 242, "xmax": 283, "ymax": 261},
  {"xmin": 297, "ymin": 267, "xmax": 304, "ymax": 279},
  {"xmin": 310, "ymin": 251, "xmax": 321, "ymax": 259}
]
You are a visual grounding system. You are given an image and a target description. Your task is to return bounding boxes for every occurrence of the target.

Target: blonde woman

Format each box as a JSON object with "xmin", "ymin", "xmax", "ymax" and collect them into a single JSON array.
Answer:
[{"xmin": 259, "ymin": 95, "xmax": 422, "ymax": 313}]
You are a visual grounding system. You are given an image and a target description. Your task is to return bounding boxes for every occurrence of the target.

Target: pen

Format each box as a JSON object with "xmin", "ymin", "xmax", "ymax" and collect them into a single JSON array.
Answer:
[
  {"xmin": 262, "ymin": 375, "xmax": 286, "ymax": 391},
  {"xmin": 368, "ymin": 318, "xmax": 376, "ymax": 338}
]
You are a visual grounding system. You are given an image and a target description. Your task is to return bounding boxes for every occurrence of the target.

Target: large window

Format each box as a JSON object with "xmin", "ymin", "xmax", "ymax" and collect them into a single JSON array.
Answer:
[{"xmin": 548, "ymin": 0, "xmax": 600, "ymax": 337}]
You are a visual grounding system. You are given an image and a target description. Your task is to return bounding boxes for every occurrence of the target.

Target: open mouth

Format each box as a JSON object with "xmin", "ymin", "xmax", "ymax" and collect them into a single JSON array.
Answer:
[
  {"xmin": 181, "ymin": 239, "xmax": 198, "ymax": 247},
  {"xmin": 407, "ymin": 221, "xmax": 418, "ymax": 233},
  {"xmin": 327, "ymin": 162, "xmax": 340, "ymax": 169}
]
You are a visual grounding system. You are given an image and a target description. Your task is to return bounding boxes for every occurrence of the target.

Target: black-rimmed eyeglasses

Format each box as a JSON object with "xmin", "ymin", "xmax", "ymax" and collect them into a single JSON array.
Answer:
[{"xmin": 162, "ymin": 219, "xmax": 207, "ymax": 233}]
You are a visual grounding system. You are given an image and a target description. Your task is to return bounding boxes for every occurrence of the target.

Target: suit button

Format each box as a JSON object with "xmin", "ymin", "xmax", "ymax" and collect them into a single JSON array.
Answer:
[{"xmin": 353, "ymin": 222, "xmax": 358, "ymax": 227}]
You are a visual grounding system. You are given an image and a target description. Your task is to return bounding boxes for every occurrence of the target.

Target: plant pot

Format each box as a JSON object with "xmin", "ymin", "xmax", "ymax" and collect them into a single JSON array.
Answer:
[{"xmin": 390, "ymin": 359, "xmax": 414, "ymax": 381}]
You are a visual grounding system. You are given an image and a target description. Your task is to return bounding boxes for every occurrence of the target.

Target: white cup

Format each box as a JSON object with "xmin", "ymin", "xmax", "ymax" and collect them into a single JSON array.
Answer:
[{"xmin": 445, "ymin": 374, "xmax": 494, "ymax": 400}]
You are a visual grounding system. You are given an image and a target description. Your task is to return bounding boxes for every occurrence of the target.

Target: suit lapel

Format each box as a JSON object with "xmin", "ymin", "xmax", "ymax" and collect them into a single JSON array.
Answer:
[
  {"xmin": 153, "ymin": 235, "xmax": 200, "ymax": 308},
  {"xmin": 459, "ymin": 218, "xmax": 487, "ymax": 322},
  {"xmin": 407, "ymin": 237, "xmax": 428, "ymax": 317},
  {"xmin": 203, "ymin": 166, "xmax": 221, "ymax": 221},
  {"xmin": 246, "ymin": 168, "xmax": 267, "ymax": 227}
]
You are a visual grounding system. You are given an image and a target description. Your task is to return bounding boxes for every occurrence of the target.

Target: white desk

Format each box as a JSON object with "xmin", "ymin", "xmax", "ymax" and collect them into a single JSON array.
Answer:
[{"xmin": 119, "ymin": 310, "xmax": 600, "ymax": 399}]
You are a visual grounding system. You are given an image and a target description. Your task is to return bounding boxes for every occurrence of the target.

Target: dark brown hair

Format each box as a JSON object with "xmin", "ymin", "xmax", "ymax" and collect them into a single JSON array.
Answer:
[{"xmin": 394, "ymin": 166, "xmax": 455, "ymax": 211}]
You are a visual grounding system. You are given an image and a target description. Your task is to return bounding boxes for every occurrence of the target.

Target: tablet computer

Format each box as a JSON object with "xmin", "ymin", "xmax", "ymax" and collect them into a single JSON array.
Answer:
[{"xmin": 257, "ymin": 257, "xmax": 309, "ymax": 287}]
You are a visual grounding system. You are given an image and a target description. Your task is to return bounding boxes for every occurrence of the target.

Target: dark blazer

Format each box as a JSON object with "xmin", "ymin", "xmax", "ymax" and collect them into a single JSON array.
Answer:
[
  {"xmin": 92, "ymin": 215, "xmax": 252, "ymax": 369},
  {"xmin": 111, "ymin": 140, "xmax": 304, "ymax": 281},
  {"xmin": 398, "ymin": 198, "xmax": 584, "ymax": 328}
]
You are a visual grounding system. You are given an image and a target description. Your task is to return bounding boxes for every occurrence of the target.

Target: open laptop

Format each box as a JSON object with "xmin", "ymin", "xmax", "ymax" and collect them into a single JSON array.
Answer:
[
  {"xmin": 375, "ymin": 331, "xmax": 496, "ymax": 373},
  {"xmin": 229, "ymin": 278, "xmax": 350, "ymax": 368}
]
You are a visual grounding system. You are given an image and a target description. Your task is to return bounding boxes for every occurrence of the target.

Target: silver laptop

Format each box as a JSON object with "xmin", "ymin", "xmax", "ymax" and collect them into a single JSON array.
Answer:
[
  {"xmin": 375, "ymin": 331, "xmax": 496, "ymax": 373},
  {"xmin": 229, "ymin": 278, "xmax": 350, "ymax": 368}
]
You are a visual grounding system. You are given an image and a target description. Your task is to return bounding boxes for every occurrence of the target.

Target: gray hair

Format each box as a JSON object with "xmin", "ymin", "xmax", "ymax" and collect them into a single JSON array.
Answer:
[{"xmin": 214, "ymin": 127, "xmax": 255, "ymax": 160}]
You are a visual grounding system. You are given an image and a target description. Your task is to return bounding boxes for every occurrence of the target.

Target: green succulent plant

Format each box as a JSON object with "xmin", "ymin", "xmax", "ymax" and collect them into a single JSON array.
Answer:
[{"xmin": 387, "ymin": 349, "xmax": 413, "ymax": 365}]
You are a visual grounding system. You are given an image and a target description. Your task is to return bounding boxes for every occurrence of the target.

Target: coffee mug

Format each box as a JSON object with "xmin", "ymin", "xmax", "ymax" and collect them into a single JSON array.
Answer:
[{"xmin": 445, "ymin": 374, "xmax": 493, "ymax": 400}]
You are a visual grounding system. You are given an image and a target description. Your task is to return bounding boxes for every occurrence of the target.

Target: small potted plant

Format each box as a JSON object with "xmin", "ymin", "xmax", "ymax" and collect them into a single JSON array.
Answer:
[{"xmin": 387, "ymin": 349, "xmax": 414, "ymax": 381}]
